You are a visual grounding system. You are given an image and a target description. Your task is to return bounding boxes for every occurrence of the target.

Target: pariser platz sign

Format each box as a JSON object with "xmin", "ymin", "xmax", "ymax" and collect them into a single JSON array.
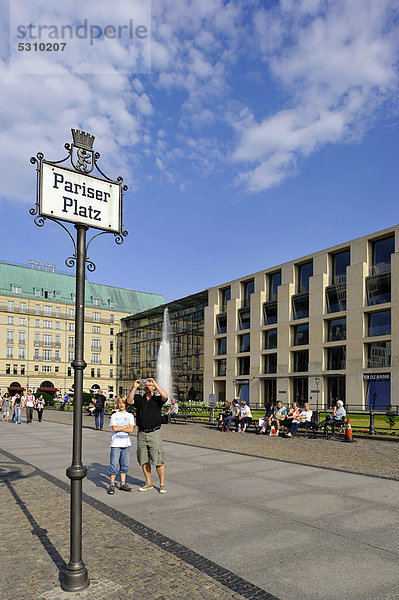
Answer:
[{"xmin": 40, "ymin": 162, "xmax": 121, "ymax": 233}]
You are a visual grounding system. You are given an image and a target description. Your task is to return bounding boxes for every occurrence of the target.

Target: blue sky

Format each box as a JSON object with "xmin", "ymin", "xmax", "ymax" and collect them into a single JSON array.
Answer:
[{"xmin": 1, "ymin": 0, "xmax": 399, "ymax": 302}]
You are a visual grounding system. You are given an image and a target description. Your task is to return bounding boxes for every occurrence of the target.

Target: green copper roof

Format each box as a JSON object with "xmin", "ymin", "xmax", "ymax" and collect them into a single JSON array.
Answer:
[{"xmin": 0, "ymin": 262, "xmax": 165, "ymax": 313}]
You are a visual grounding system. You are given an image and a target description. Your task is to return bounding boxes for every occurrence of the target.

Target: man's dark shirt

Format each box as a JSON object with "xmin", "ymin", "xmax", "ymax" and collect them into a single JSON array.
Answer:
[
  {"xmin": 134, "ymin": 393, "xmax": 165, "ymax": 431},
  {"xmin": 95, "ymin": 394, "xmax": 106, "ymax": 410}
]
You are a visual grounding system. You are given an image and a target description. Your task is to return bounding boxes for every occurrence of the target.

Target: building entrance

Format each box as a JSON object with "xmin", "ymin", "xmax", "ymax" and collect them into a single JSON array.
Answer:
[{"xmin": 366, "ymin": 380, "xmax": 391, "ymax": 410}]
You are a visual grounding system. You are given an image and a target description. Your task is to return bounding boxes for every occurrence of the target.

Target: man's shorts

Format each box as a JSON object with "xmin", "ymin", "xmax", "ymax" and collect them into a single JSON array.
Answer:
[{"xmin": 136, "ymin": 429, "xmax": 165, "ymax": 466}]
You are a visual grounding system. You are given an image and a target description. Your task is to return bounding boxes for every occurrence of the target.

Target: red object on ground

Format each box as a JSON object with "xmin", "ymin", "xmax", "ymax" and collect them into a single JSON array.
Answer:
[{"xmin": 346, "ymin": 418, "xmax": 353, "ymax": 442}]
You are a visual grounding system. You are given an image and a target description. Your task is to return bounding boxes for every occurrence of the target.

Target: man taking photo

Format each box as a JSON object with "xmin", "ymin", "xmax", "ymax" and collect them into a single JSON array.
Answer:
[{"xmin": 127, "ymin": 377, "xmax": 168, "ymax": 494}]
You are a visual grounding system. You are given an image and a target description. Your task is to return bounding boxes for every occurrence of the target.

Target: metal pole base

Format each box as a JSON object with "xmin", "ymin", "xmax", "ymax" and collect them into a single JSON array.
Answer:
[{"xmin": 61, "ymin": 563, "xmax": 90, "ymax": 592}]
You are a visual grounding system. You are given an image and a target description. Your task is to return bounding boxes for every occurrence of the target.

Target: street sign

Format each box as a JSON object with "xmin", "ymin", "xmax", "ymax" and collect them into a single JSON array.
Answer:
[
  {"xmin": 40, "ymin": 162, "xmax": 122, "ymax": 233},
  {"xmin": 209, "ymin": 393, "xmax": 216, "ymax": 408}
]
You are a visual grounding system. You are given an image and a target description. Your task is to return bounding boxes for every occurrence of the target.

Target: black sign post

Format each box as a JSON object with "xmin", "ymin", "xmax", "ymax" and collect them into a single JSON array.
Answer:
[{"xmin": 30, "ymin": 130, "xmax": 128, "ymax": 592}]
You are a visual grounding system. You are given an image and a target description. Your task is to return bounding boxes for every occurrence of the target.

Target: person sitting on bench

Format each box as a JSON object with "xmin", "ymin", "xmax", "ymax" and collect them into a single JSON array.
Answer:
[
  {"xmin": 287, "ymin": 403, "xmax": 314, "ymax": 436},
  {"xmin": 256, "ymin": 402, "xmax": 275, "ymax": 434},
  {"xmin": 237, "ymin": 400, "xmax": 252, "ymax": 432},
  {"xmin": 164, "ymin": 398, "xmax": 179, "ymax": 422},
  {"xmin": 223, "ymin": 400, "xmax": 240, "ymax": 431}
]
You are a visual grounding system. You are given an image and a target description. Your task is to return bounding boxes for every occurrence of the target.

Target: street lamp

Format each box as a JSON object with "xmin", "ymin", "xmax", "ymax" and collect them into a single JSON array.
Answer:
[
  {"xmin": 314, "ymin": 377, "xmax": 320, "ymax": 423},
  {"xmin": 369, "ymin": 392, "xmax": 376, "ymax": 435}
]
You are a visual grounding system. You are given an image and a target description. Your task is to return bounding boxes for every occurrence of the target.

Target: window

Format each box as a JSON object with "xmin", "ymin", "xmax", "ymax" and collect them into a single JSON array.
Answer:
[
  {"xmin": 19, "ymin": 348, "xmax": 25, "ymax": 359},
  {"xmin": 331, "ymin": 250, "xmax": 350, "ymax": 284},
  {"xmin": 219, "ymin": 287, "xmax": 231, "ymax": 311},
  {"xmin": 12, "ymin": 285, "xmax": 22, "ymax": 294},
  {"xmin": 238, "ymin": 334, "xmax": 250, "ymax": 353},
  {"xmin": 110, "ymin": 328, "xmax": 114, "ymax": 336},
  {"xmin": 241, "ymin": 280, "xmax": 254, "ymax": 307},
  {"xmin": 13, "ymin": 364, "xmax": 18, "ymax": 375},
  {"xmin": 216, "ymin": 337, "xmax": 227, "ymax": 355},
  {"xmin": 55, "ymin": 291, "xmax": 61, "ymax": 300},
  {"xmin": 238, "ymin": 356, "xmax": 250, "ymax": 375},
  {"xmin": 110, "ymin": 341, "xmax": 114, "ymax": 351},
  {"xmin": 110, "ymin": 355, "xmax": 114, "ymax": 364},
  {"xmin": 68, "ymin": 336, "xmax": 74, "ymax": 348},
  {"xmin": 44, "ymin": 290, "xmax": 53, "ymax": 299},
  {"xmin": 43, "ymin": 334, "xmax": 52, "ymax": 346},
  {"xmin": 293, "ymin": 324, "xmax": 309, "ymax": 346},
  {"xmin": 371, "ymin": 235, "xmax": 394, "ymax": 271},
  {"xmin": 55, "ymin": 335, "xmax": 60, "ymax": 346},
  {"xmin": 35, "ymin": 319, "xmax": 40, "ymax": 327},
  {"xmin": 91, "ymin": 368, "xmax": 95, "ymax": 378},
  {"xmin": 56, "ymin": 322, "xmax": 60, "ymax": 330},
  {"xmin": 326, "ymin": 285, "xmax": 346, "ymax": 313},
  {"xmin": 110, "ymin": 314, "xmax": 115, "ymax": 324},
  {"xmin": 327, "ymin": 346, "xmax": 346, "ymax": 370},
  {"xmin": 366, "ymin": 274, "xmax": 391, "ymax": 306},
  {"xmin": 43, "ymin": 320, "xmax": 52, "ymax": 329},
  {"xmin": 110, "ymin": 369, "xmax": 114, "ymax": 378},
  {"xmin": 93, "ymin": 312, "xmax": 100, "ymax": 322},
  {"xmin": 93, "ymin": 326, "xmax": 101, "ymax": 334},
  {"xmin": 35, "ymin": 365, "xmax": 39, "ymax": 372},
  {"xmin": 7, "ymin": 316, "xmax": 14, "ymax": 325},
  {"xmin": 93, "ymin": 298, "xmax": 101, "ymax": 306},
  {"xmin": 6, "ymin": 347, "xmax": 13, "ymax": 359},
  {"xmin": 109, "ymin": 300, "xmax": 114, "ymax": 309},
  {"xmin": 368, "ymin": 310, "xmax": 391, "ymax": 337},
  {"xmin": 292, "ymin": 294, "xmax": 309, "ymax": 320},
  {"xmin": 264, "ymin": 329, "xmax": 277, "ymax": 349},
  {"xmin": 19, "ymin": 302, "xmax": 26, "ymax": 312},
  {"xmin": 21, "ymin": 365, "xmax": 25, "ymax": 375},
  {"xmin": 68, "ymin": 351, "xmax": 74, "ymax": 362},
  {"xmin": 55, "ymin": 307, "xmax": 60, "ymax": 317},
  {"xmin": 238, "ymin": 308, "xmax": 250, "ymax": 330},
  {"xmin": 215, "ymin": 359, "xmax": 226, "ymax": 376},
  {"xmin": 19, "ymin": 318, "xmax": 26, "ymax": 326},
  {"xmin": 263, "ymin": 302, "xmax": 277, "ymax": 325},
  {"xmin": 97, "ymin": 369, "xmax": 101, "ymax": 378},
  {"xmin": 19, "ymin": 332, "xmax": 26, "ymax": 344},
  {"xmin": 327, "ymin": 318, "xmax": 346, "ymax": 342},
  {"xmin": 216, "ymin": 314, "xmax": 227, "ymax": 334},
  {"xmin": 43, "ymin": 349, "xmax": 52, "ymax": 361},
  {"xmin": 68, "ymin": 323, "xmax": 75, "ymax": 331},
  {"xmin": 5, "ymin": 364, "xmax": 10, "ymax": 374},
  {"xmin": 34, "ymin": 288, "xmax": 41, "ymax": 297},
  {"xmin": 292, "ymin": 350, "xmax": 309, "ymax": 372},
  {"xmin": 367, "ymin": 341, "xmax": 391, "ymax": 368},
  {"xmin": 92, "ymin": 339, "xmax": 101, "ymax": 350},
  {"xmin": 268, "ymin": 271, "xmax": 281, "ymax": 301},
  {"xmin": 297, "ymin": 261, "xmax": 313, "ymax": 294},
  {"xmin": 43, "ymin": 306, "xmax": 52, "ymax": 316},
  {"xmin": 35, "ymin": 304, "xmax": 40, "ymax": 315},
  {"xmin": 54, "ymin": 350, "xmax": 60, "ymax": 361},
  {"xmin": 67, "ymin": 367, "xmax": 72, "ymax": 377},
  {"xmin": 92, "ymin": 353, "xmax": 100, "ymax": 364},
  {"xmin": 7, "ymin": 331, "xmax": 14, "ymax": 343},
  {"xmin": 42, "ymin": 365, "xmax": 51, "ymax": 372},
  {"xmin": 34, "ymin": 349, "xmax": 39, "ymax": 360},
  {"xmin": 68, "ymin": 308, "xmax": 75, "ymax": 318},
  {"xmin": 55, "ymin": 366, "xmax": 59, "ymax": 373},
  {"xmin": 34, "ymin": 333, "xmax": 40, "ymax": 344},
  {"xmin": 8, "ymin": 300, "xmax": 14, "ymax": 311},
  {"xmin": 263, "ymin": 353, "xmax": 277, "ymax": 374}
]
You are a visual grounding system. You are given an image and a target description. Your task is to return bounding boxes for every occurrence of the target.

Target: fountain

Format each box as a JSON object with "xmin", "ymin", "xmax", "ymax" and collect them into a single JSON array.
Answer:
[{"xmin": 156, "ymin": 308, "xmax": 173, "ymax": 402}]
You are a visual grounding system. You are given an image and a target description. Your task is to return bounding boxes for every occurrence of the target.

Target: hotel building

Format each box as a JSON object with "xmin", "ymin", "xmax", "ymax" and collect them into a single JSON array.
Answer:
[
  {"xmin": 0, "ymin": 261, "xmax": 164, "ymax": 398},
  {"xmin": 204, "ymin": 225, "xmax": 399, "ymax": 410}
]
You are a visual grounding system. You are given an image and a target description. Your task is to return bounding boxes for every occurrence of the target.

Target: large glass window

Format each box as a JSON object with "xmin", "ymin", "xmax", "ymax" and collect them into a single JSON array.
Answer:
[
  {"xmin": 220, "ymin": 287, "xmax": 231, "ymax": 311},
  {"xmin": 264, "ymin": 329, "xmax": 277, "ymax": 349},
  {"xmin": 327, "ymin": 346, "xmax": 346, "ymax": 370},
  {"xmin": 216, "ymin": 337, "xmax": 227, "ymax": 355},
  {"xmin": 326, "ymin": 284, "xmax": 347, "ymax": 313},
  {"xmin": 293, "ymin": 377, "xmax": 308, "ymax": 404},
  {"xmin": 263, "ymin": 301, "xmax": 277, "ymax": 325},
  {"xmin": 367, "ymin": 310, "xmax": 391, "ymax": 337},
  {"xmin": 268, "ymin": 271, "xmax": 281, "ymax": 301},
  {"xmin": 293, "ymin": 324, "xmax": 309, "ymax": 346},
  {"xmin": 292, "ymin": 294, "xmax": 309, "ymax": 320},
  {"xmin": 331, "ymin": 250, "xmax": 350, "ymax": 284},
  {"xmin": 241, "ymin": 280, "xmax": 254, "ymax": 307},
  {"xmin": 263, "ymin": 353, "xmax": 277, "ymax": 374},
  {"xmin": 216, "ymin": 358, "xmax": 226, "ymax": 376},
  {"xmin": 297, "ymin": 261, "xmax": 313, "ymax": 294},
  {"xmin": 367, "ymin": 341, "xmax": 391, "ymax": 368},
  {"xmin": 327, "ymin": 376, "xmax": 346, "ymax": 408},
  {"xmin": 238, "ymin": 356, "xmax": 250, "ymax": 375},
  {"xmin": 371, "ymin": 235, "xmax": 394, "ymax": 271},
  {"xmin": 238, "ymin": 334, "xmax": 250, "ymax": 353},
  {"xmin": 327, "ymin": 317, "xmax": 346, "ymax": 342},
  {"xmin": 366, "ymin": 274, "xmax": 391, "ymax": 306},
  {"xmin": 216, "ymin": 314, "xmax": 227, "ymax": 334},
  {"xmin": 292, "ymin": 350, "xmax": 309, "ymax": 372},
  {"xmin": 238, "ymin": 308, "xmax": 250, "ymax": 330}
]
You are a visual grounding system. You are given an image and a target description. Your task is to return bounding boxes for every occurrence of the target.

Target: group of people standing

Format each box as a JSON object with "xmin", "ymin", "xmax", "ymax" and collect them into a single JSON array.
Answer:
[{"xmin": 0, "ymin": 390, "xmax": 45, "ymax": 424}]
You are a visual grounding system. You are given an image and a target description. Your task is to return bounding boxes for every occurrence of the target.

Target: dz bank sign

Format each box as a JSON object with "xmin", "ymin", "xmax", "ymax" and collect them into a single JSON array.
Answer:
[{"xmin": 40, "ymin": 163, "xmax": 121, "ymax": 233}]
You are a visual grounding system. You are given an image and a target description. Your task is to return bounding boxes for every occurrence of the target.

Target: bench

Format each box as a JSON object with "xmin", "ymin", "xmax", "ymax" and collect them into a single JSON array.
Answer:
[
  {"xmin": 170, "ymin": 412, "xmax": 198, "ymax": 424},
  {"xmin": 217, "ymin": 417, "xmax": 254, "ymax": 432}
]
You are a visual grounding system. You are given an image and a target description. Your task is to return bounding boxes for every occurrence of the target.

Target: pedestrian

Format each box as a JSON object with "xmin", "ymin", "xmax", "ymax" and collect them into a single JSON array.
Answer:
[
  {"xmin": 1, "ymin": 393, "xmax": 10, "ymax": 423},
  {"xmin": 127, "ymin": 377, "xmax": 168, "ymax": 494},
  {"xmin": 60, "ymin": 393, "xmax": 69, "ymax": 411},
  {"xmin": 12, "ymin": 393, "xmax": 23, "ymax": 424},
  {"xmin": 107, "ymin": 396, "xmax": 135, "ymax": 495},
  {"xmin": 36, "ymin": 394, "xmax": 45, "ymax": 422},
  {"xmin": 93, "ymin": 389, "xmax": 107, "ymax": 430},
  {"xmin": 25, "ymin": 390, "xmax": 35, "ymax": 424}
]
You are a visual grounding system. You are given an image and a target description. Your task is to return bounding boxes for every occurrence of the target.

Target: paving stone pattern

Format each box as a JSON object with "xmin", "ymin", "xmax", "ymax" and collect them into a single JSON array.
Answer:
[{"xmin": 0, "ymin": 450, "xmax": 275, "ymax": 600}]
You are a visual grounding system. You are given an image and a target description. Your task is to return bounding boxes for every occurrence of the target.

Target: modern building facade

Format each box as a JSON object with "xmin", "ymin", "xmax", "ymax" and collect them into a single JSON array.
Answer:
[
  {"xmin": 204, "ymin": 226, "xmax": 399, "ymax": 410},
  {"xmin": 0, "ymin": 261, "xmax": 165, "ymax": 398},
  {"xmin": 118, "ymin": 291, "xmax": 207, "ymax": 400}
]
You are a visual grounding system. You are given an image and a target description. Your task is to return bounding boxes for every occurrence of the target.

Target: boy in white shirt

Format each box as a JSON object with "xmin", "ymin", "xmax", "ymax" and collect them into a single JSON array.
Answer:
[{"xmin": 108, "ymin": 396, "xmax": 135, "ymax": 495}]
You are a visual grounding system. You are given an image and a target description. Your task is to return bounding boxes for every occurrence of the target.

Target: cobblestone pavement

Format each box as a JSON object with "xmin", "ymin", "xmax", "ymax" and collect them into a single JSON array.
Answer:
[
  {"xmin": 0, "ymin": 449, "xmax": 274, "ymax": 600},
  {"xmin": 44, "ymin": 409, "xmax": 399, "ymax": 480}
]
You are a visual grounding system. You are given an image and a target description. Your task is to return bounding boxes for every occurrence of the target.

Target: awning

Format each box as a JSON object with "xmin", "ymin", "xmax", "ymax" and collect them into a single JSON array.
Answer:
[
  {"xmin": 8, "ymin": 386, "xmax": 25, "ymax": 390},
  {"xmin": 38, "ymin": 387, "xmax": 59, "ymax": 391}
]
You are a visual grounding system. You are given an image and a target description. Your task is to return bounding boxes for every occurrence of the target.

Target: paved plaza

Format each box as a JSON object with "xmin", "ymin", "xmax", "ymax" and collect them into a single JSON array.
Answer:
[{"xmin": 1, "ymin": 412, "xmax": 399, "ymax": 600}]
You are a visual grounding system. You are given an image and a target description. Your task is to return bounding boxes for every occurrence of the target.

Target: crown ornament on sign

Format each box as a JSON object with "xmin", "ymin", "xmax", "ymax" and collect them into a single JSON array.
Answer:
[{"xmin": 71, "ymin": 129, "xmax": 95, "ymax": 150}]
